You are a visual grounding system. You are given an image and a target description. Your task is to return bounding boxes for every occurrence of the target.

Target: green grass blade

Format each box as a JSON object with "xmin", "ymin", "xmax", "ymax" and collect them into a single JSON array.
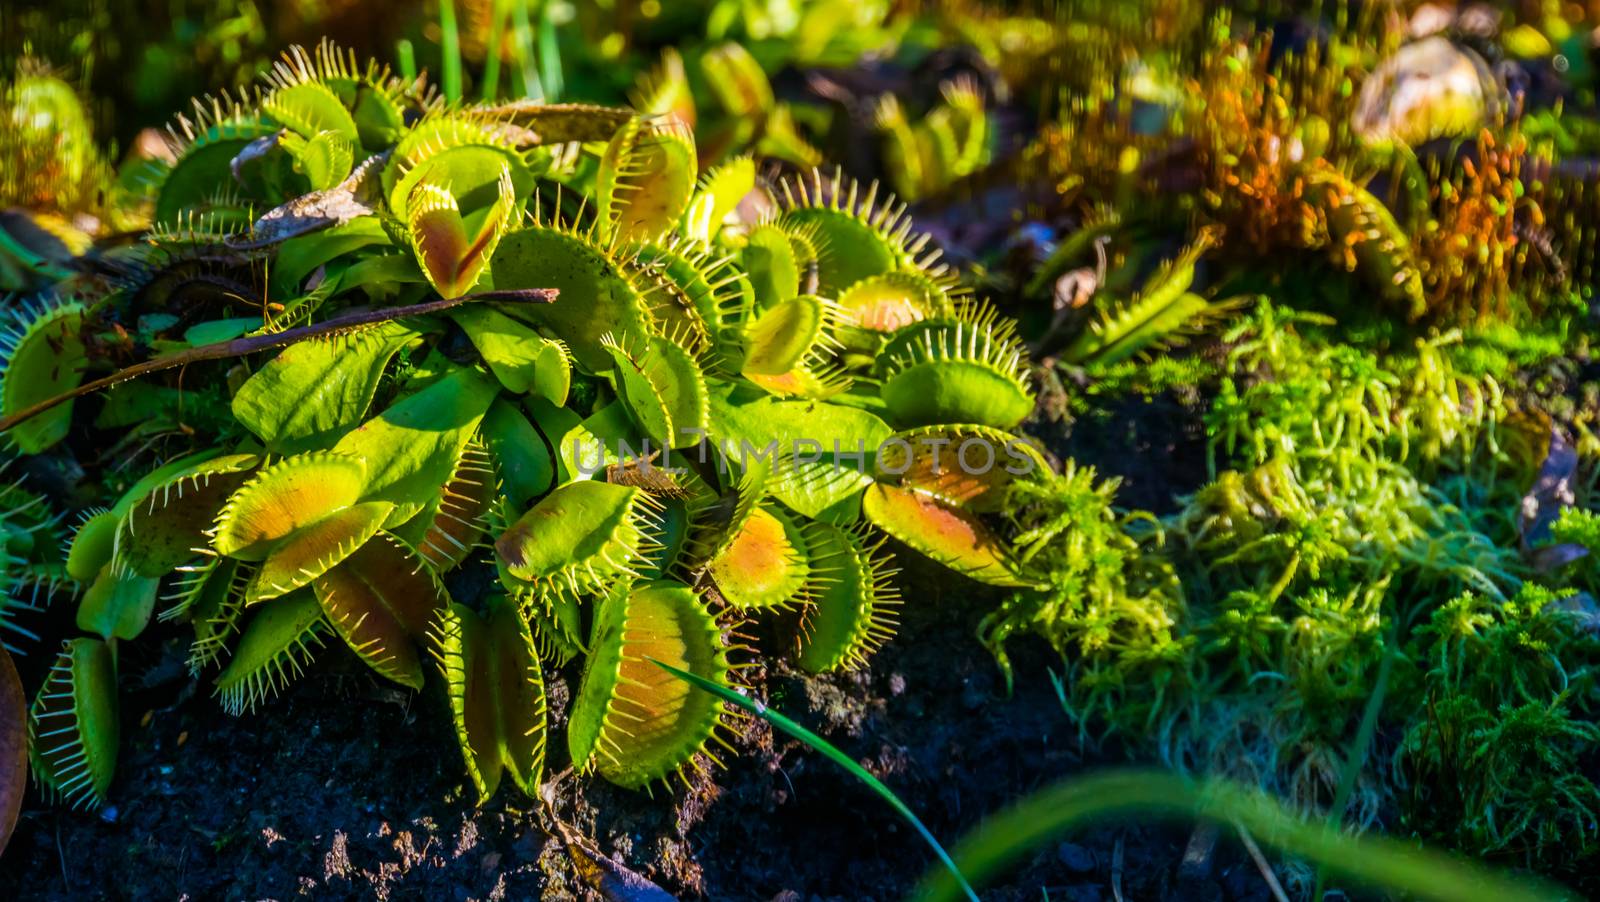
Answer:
[
  {"xmin": 536, "ymin": 0, "xmax": 563, "ymax": 102},
  {"xmin": 914, "ymin": 769, "xmax": 1572, "ymax": 902},
  {"xmin": 480, "ymin": 0, "xmax": 508, "ymax": 101},
  {"xmin": 1313, "ymin": 634, "xmax": 1396, "ymax": 900},
  {"xmin": 508, "ymin": 0, "xmax": 542, "ymax": 100},
  {"xmin": 439, "ymin": 0, "xmax": 463, "ymax": 102},
  {"xmin": 396, "ymin": 39, "xmax": 417, "ymax": 84},
  {"xmin": 650, "ymin": 658, "xmax": 978, "ymax": 902}
]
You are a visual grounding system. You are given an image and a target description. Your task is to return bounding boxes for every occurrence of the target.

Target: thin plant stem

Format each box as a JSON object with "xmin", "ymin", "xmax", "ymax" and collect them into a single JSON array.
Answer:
[{"xmin": 650, "ymin": 658, "xmax": 979, "ymax": 902}]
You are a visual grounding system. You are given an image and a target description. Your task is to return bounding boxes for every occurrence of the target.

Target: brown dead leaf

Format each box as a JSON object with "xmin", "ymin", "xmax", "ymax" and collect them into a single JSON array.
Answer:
[
  {"xmin": 0, "ymin": 643, "xmax": 27, "ymax": 855},
  {"xmin": 231, "ymin": 150, "xmax": 390, "ymax": 248},
  {"xmin": 551, "ymin": 815, "xmax": 679, "ymax": 902},
  {"xmin": 474, "ymin": 101, "xmax": 635, "ymax": 145}
]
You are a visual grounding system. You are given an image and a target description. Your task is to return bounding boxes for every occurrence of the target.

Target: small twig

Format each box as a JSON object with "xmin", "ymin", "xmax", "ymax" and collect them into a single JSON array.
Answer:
[
  {"xmin": 538, "ymin": 765, "xmax": 575, "ymax": 808},
  {"xmin": 0, "ymin": 287, "xmax": 558, "ymax": 434},
  {"xmin": 1092, "ymin": 234, "xmax": 1110, "ymax": 286},
  {"xmin": 1233, "ymin": 819, "xmax": 1291, "ymax": 902}
]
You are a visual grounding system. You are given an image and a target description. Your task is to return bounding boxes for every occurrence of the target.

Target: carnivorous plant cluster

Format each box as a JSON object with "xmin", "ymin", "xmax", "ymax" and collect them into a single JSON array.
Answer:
[{"xmin": 0, "ymin": 40, "xmax": 1043, "ymax": 805}]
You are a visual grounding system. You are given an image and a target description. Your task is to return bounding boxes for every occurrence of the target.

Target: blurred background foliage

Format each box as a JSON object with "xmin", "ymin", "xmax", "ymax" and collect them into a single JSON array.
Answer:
[{"xmin": 0, "ymin": 0, "xmax": 915, "ymax": 149}]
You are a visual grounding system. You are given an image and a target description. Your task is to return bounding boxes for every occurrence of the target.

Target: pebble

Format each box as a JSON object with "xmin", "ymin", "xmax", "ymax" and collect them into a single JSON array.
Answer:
[{"xmin": 1352, "ymin": 36, "xmax": 1498, "ymax": 147}]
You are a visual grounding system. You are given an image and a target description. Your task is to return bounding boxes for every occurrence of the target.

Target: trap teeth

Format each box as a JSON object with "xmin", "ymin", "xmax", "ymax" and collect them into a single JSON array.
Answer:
[
  {"xmin": 877, "ymin": 315, "xmax": 1034, "ymax": 430},
  {"xmin": 796, "ymin": 523, "xmax": 903, "ymax": 673}
]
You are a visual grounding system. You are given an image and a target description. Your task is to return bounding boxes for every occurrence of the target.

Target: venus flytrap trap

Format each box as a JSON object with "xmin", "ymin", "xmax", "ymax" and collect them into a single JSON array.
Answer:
[
  {"xmin": 1, "ymin": 40, "xmax": 1047, "ymax": 813},
  {"xmin": 0, "ymin": 296, "xmax": 87, "ymax": 454}
]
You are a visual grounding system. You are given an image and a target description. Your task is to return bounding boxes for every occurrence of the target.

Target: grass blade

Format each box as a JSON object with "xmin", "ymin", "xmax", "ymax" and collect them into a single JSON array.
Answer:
[
  {"xmin": 536, "ymin": 0, "xmax": 562, "ymax": 102},
  {"xmin": 914, "ymin": 769, "xmax": 1571, "ymax": 902},
  {"xmin": 396, "ymin": 39, "xmax": 417, "ymax": 84},
  {"xmin": 508, "ymin": 0, "xmax": 542, "ymax": 100},
  {"xmin": 439, "ymin": 0, "xmax": 463, "ymax": 102},
  {"xmin": 650, "ymin": 658, "xmax": 978, "ymax": 902},
  {"xmin": 480, "ymin": 0, "xmax": 508, "ymax": 101},
  {"xmin": 1313, "ymin": 633, "xmax": 1396, "ymax": 900}
]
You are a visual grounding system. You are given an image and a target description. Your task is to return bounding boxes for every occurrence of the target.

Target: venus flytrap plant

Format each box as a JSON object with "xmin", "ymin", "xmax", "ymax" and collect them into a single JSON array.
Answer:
[
  {"xmin": 1, "ymin": 40, "xmax": 1045, "ymax": 811},
  {"xmin": 570, "ymin": 580, "xmax": 740, "ymax": 789},
  {"xmin": 875, "ymin": 76, "xmax": 993, "ymax": 202},
  {"xmin": 1057, "ymin": 231, "xmax": 1242, "ymax": 371}
]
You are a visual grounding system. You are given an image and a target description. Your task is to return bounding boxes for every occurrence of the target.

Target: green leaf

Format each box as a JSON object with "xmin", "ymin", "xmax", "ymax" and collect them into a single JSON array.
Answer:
[
  {"xmin": 247, "ymin": 501, "xmax": 395, "ymax": 605},
  {"xmin": 154, "ymin": 127, "xmax": 279, "ymax": 225},
  {"xmin": 741, "ymin": 295, "xmax": 832, "ymax": 376},
  {"xmin": 406, "ymin": 165, "xmax": 516, "ymax": 299},
  {"xmin": 557, "ymin": 402, "xmax": 644, "ymax": 484},
  {"xmin": 76, "ymin": 565, "xmax": 159, "ymax": 641},
  {"xmin": 65, "ymin": 511, "xmax": 119, "ymax": 583},
  {"xmin": 214, "ymin": 593, "xmax": 325, "ymax": 715},
  {"xmin": 495, "ymin": 481, "xmax": 659, "ymax": 592},
  {"xmin": 211, "ymin": 453, "xmax": 366, "ymax": 561},
  {"xmin": 183, "ymin": 318, "xmax": 262, "ymax": 346},
  {"xmin": 451, "ymin": 305, "xmax": 571, "ymax": 403},
  {"xmin": 29, "ymin": 638, "xmax": 118, "ymax": 808},
  {"xmin": 269, "ymin": 218, "xmax": 393, "ymax": 298},
  {"xmin": 282, "ymin": 129, "xmax": 356, "ymax": 191},
  {"xmin": 481, "ymin": 399, "xmax": 554, "ymax": 509},
  {"xmin": 430, "ymin": 596, "xmax": 547, "ymax": 802},
  {"xmin": 862, "ymin": 483, "xmax": 1030, "ymax": 587},
  {"xmin": 682, "ymin": 156, "xmax": 754, "ymax": 243},
  {"xmin": 1, "ymin": 301, "xmax": 85, "ymax": 453},
  {"xmin": 316, "ymin": 532, "xmax": 446, "ymax": 690},
  {"xmin": 332, "ymin": 366, "xmax": 499, "ymax": 525},
  {"xmin": 595, "ymin": 116, "xmax": 698, "ymax": 244},
  {"xmin": 603, "ymin": 334, "xmax": 709, "ymax": 448},
  {"xmin": 488, "ymin": 226, "xmax": 655, "ymax": 374},
  {"xmin": 264, "ymin": 80, "xmax": 359, "ymax": 142},
  {"xmin": 571, "ymin": 582, "xmax": 730, "ymax": 789},
  {"xmin": 118, "ymin": 454, "xmax": 261, "ymax": 576},
  {"xmin": 232, "ymin": 322, "xmax": 419, "ymax": 454}
]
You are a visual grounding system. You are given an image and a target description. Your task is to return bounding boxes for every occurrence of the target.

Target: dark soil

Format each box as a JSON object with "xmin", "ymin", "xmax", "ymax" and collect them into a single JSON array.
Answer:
[
  {"xmin": 0, "ymin": 548, "xmax": 1283, "ymax": 902},
  {"xmin": 0, "ymin": 349, "xmax": 1248, "ymax": 901}
]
